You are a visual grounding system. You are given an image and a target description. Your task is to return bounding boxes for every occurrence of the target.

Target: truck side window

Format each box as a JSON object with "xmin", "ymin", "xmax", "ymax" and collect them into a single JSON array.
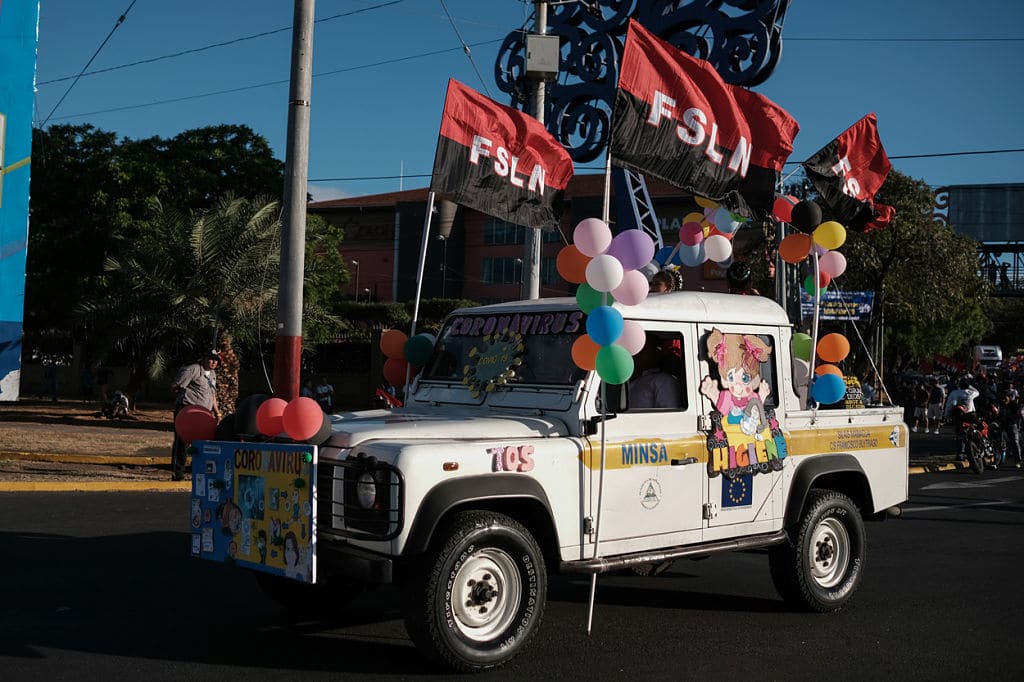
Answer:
[{"xmin": 624, "ymin": 332, "xmax": 687, "ymax": 412}]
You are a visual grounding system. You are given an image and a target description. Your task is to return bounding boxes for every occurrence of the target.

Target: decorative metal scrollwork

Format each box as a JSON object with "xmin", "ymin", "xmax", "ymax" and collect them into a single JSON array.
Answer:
[
  {"xmin": 932, "ymin": 187, "xmax": 949, "ymax": 225},
  {"xmin": 495, "ymin": 0, "xmax": 792, "ymax": 163}
]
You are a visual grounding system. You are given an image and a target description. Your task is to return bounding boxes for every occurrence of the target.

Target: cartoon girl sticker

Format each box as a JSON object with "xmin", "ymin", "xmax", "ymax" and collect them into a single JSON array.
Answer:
[{"xmin": 700, "ymin": 328, "xmax": 772, "ymax": 428}]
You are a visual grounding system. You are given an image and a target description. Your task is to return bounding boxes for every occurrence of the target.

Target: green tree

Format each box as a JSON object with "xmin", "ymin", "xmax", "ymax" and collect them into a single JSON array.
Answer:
[
  {"xmin": 840, "ymin": 171, "xmax": 989, "ymax": 373},
  {"xmin": 25, "ymin": 123, "xmax": 285, "ymax": 362},
  {"xmin": 85, "ymin": 195, "xmax": 347, "ymax": 398}
]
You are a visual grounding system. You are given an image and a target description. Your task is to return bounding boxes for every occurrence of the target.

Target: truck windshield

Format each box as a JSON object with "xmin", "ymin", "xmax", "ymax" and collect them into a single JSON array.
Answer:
[{"xmin": 421, "ymin": 310, "xmax": 588, "ymax": 388}]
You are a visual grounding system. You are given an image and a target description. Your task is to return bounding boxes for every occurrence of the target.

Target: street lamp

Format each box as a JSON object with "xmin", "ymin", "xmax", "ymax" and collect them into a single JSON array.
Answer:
[{"xmin": 351, "ymin": 259, "xmax": 360, "ymax": 302}]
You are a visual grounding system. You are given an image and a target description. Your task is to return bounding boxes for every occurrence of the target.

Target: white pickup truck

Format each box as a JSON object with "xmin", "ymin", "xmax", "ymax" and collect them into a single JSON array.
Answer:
[{"xmin": 226, "ymin": 292, "xmax": 908, "ymax": 672}]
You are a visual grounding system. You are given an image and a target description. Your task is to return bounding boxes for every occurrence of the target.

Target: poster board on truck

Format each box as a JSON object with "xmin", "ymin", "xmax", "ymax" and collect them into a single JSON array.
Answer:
[{"xmin": 189, "ymin": 441, "xmax": 317, "ymax": 583}]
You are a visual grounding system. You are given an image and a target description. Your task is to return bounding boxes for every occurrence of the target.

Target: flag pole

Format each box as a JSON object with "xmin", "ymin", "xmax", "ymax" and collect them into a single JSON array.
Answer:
[
  {"xmin": 406, "ymin": 191, "xmax": 437, "ymax": 392},
  {"xmin": 586, "ymin": 149, "xmax": 615, "ymax": 635}
]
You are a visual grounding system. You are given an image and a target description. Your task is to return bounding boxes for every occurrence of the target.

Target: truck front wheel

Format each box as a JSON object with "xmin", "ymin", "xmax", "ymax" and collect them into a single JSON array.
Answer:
[
  {"xmin": 403, "ymin": 510, "xmax": 546, "ymax": 672},
  {"xmin": 769, "ymin": 490, "xmax": 866, "ymax": 612}
]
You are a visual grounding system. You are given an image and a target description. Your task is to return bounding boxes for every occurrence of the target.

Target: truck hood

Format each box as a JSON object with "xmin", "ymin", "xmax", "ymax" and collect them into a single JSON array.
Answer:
[{"xmin": 322, "ymin": 408, "xmax": 570, "ymax": 449}]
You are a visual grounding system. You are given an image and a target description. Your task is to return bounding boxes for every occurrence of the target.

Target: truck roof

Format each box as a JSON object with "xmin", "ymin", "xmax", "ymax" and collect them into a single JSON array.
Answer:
[{"xmin": 455, "ymin": 291, "xmax": 792, "ymax": 327}]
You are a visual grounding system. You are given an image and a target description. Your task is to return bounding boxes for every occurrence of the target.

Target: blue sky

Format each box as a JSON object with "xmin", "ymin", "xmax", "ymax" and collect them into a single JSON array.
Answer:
[{"xmin": 34, "ymin": 0, "xmax": 1024, "ymax": 202}]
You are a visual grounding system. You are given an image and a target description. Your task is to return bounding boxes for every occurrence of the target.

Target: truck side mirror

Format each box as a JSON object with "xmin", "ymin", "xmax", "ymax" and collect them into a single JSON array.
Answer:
[{"xmin": 584, "ymin": 413, "xmax": 617, "ymax": 436}]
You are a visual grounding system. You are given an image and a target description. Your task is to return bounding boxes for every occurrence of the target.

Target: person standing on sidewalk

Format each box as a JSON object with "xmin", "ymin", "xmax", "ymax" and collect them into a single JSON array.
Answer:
[
  {"xmin": 911, "ymin": 380, "xmax": 930, "ymax": 433},
  {"xmin": 998, "ymin": 388, "xmax": 1024, "ymax": 469},
  {"xmin": 169, "ymin": 350, "xmax": 220, "ymax": 481},
  {"xmin": 927, "ymin": 378, "xmax": 946, "ymax": 434}
]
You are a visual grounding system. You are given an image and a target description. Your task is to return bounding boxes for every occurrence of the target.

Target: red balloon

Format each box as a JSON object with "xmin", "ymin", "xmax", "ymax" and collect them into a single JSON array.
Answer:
[
  {"xmin": 255, "ymin": 397, "xmax": 288, "ymax": 436},
  {"xmin": 773, "ymin": 196, "xmax": 796, "ymax": 223},
  {"xmin": 175, "ymin": 405, "xmax": 217, "ymax": 443},
  {"xmin": 282, "ymin": 397, "xmax": 324, "ymax": 441},
  {"xmin": 383, "ymin": 357, "xmax": 410, "ymax": 389}
]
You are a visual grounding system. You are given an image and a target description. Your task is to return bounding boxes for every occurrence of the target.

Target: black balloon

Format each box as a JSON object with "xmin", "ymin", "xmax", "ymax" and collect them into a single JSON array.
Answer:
[
  {"xmin": 234, "ymin": 394, "xmax": 269, "ymax": 436},
  {"xmin": 790, "ymin": 200, "xmax": 822, "ymax": 231},
  {"xmin": 305, "ymin": 412, "xmax": 333, "ymax": 446}
]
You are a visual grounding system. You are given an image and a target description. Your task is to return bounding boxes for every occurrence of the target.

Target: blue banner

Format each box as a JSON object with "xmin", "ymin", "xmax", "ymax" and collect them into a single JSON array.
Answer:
[
  {"xmin": 800, "ymin": 290, "xmax": 875, "ymax": 322},
  {"xmin": 0, "ymin": 0, "xmax": 39, "ymax": 400}
]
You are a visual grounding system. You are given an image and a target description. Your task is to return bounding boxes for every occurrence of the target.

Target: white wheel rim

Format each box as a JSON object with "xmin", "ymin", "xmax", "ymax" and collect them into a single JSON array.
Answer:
[
  {"xmin": 808, "ymin": 517, "xmax": 850, "ymax": 588},
  {"xmin": 450, "ymin": 547, "xmax": 521, "ymax": 641}
]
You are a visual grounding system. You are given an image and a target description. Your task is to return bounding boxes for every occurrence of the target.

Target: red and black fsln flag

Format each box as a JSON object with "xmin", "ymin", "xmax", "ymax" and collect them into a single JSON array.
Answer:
[
  {"xmin": 802, "ymin": 113, "xmax": 894, "ymax": 232},
  {"xmin": 430, "ymin": 78, "xmax": 574, "ymax": 230},
  {"xmin": 610, "ymin": 20, "xmax": 799, "ymax": 219}
]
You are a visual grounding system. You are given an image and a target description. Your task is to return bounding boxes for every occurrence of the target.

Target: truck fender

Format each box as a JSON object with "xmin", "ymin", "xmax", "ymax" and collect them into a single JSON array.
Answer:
[
  {"xmin": 784, "ymin": 454, "xmax": 871, "ymax": 527},
  {"xmin": 403, "ymin": 474, "xmax": 557, "ymax": 556}
]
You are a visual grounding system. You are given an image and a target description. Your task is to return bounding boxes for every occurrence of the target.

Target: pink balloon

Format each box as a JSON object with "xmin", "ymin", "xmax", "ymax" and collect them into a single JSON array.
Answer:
[
  {"xmin": 615, "ymin": 320, "xmax": 647, "ymax": 355},
  {"xmin": 606, "ymin": 229, "xmax": 655, "ymax": 271},
  {"xmin": 282, "ymin": 397, "xmax": 325, "ymax": 441},
  {"xmin": 679, "ymin": 221, "xmax": 704, "ymax": 246},
  {"xmin": 611, "ymin": 269, "xmax": 649, "ymax": 306},
  {"xmin": 819, "ymin": 250, "xmax": 847, "ymax": 278},
  {"xmin": 573, "ymin": 218, "xmax": 612, "ymax": 257},
  {"xmin": 256, "ymin": 397, "xmax": 288, "ymax": 436}
]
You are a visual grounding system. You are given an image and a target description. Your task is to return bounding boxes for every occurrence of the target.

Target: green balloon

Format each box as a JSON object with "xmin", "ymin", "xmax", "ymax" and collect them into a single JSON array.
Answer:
[
  {"xmin": 792, "ymin": 333, "xmax": 813, "ymax": 362},
  {"xmin": 803, "ymin": 275, "xmax": 828, "ymax": 298},
  {"xmin": 576, "ymin": 283, "xmax": 605, "ymax": 313},
  {"xmin": 596, "ymin": 345, "xmax": 634, "ymax": 385},
  {"xmin": 404, "ymin": 334, "xmax": 435, "ymax": 367}
]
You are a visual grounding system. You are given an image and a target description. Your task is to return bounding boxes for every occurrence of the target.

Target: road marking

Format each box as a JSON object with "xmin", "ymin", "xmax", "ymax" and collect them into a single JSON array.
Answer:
[
  {"xmin": 919, "ymin": 476, "xmax": 1021, "ymax": 490},
  {"xmin": 902, "ymin": 500, "xmax": 1014, "ymax": 513}
]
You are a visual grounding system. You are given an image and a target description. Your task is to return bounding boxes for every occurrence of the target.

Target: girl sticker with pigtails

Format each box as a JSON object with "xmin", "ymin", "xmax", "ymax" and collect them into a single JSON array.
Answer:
[{"xmin": 701, "ymin": 328, "xmax": 788, "ymax": 478}]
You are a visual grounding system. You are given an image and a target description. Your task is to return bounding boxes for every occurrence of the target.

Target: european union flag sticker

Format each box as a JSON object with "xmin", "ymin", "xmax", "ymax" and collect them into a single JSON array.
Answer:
[{"xmin": 722, "ymin": 474, "xmax": 753, "ymax": 507}]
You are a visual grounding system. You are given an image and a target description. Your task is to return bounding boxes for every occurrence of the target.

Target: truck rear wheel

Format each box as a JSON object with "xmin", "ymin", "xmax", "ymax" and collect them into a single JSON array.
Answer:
[
  {"xmin": 403, "ymin": 510, "xmax": 546, "ymax": 672},
  {"xmin": 769, "ymin": 490, "xmax": 865, "ymax": 612}
]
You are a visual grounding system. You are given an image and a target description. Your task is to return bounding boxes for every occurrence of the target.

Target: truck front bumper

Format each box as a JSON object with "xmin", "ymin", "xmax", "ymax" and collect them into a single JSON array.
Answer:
[{"xmin": 318, "ymin": 542, "xmax": 394, "ymax": 584}]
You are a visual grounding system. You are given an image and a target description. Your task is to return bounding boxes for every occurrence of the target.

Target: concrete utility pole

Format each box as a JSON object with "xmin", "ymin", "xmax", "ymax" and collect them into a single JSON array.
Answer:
[
  {"xmin": 273, "ymin": 0, "xmax": 316, "ymax": 400},
  {"xmin": 520, "ymin": 0, "xmax": 549, "ymax": 301}
]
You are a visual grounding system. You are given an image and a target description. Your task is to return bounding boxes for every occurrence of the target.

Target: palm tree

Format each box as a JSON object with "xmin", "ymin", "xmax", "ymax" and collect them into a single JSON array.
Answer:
[{"xmin": 83, "ymin": 194, "xmax": 344, "ymax": 407}]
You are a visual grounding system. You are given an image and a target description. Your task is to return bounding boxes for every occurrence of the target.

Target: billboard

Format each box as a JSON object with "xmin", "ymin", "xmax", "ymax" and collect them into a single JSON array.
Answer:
[
  {"xmin": 946, "ymin": 184, "xmax": 1024, "ymax": 243},
  {"xmin": 800, "ymin": 290, "xmax": 875, "ymax": 321},
  {"xmin": 0, "ymin": 0, "xmax": 39, "ymax": 400}
]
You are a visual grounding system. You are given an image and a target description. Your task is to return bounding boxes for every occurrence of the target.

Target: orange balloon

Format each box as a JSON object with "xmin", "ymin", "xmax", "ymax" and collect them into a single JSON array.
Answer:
[
  {"xmin": 817, "ymin": 333, "xmax": 850, "ymax": 363},
  {"xmin": 380, "ymin": 329, "xmax": 409, "ymax": 359},
  {"xmin": 556, "ymin": 244, "xmax": 591, "ymax": 284},
  {"xmin": 814, "ymin": 363, "xmax": 843, "ymax": 377},
  {"xmin": 779, "ymin": 233, "xmax": 811, "ymax": 264},
  {"xmin": 282, "ymin": 397, "xmax": 325, "ymax": 441},
  {"xmin": 571, "ymin": 334, "xmax": 601, "ymax": 371}
]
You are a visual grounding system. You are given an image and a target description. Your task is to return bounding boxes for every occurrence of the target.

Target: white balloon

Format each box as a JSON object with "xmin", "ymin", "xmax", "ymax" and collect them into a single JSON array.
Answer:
[
  {"xmin": 703, "ymin": 234, "xmax": 733, "ymax": 263},
  {"xmin": 585, "ymin": 254, "xmax": 625, "ymax": 293}
]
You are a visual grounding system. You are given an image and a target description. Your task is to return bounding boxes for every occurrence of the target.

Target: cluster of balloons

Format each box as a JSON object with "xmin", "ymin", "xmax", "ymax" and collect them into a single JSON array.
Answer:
[
  {"xmin": 379, "ymin": 328, "xmax": 436, "ymax": 389},
  {"xmin": 255, "ymin": 396, "xmax": 331, "ymax": 442},
  {"xmin": 792, "ymin": 330, "xmax": 852, "ymax": 405},
  {"xmin": 652, "ymin": 197, "xmax": 751, "ymax": 270},
  {"xmin": 559, "ymin": 218, "xmax": 655, "ymax": 384},
  {"xmin": 775, "ymin": 199, "xmax": 848, "ymax": 297}
]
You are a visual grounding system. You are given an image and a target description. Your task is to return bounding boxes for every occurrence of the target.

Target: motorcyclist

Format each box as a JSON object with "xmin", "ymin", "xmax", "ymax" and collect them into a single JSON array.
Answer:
[{"xmin": 944, "ymin": 378, "xmax": 980, "ymax": 457}]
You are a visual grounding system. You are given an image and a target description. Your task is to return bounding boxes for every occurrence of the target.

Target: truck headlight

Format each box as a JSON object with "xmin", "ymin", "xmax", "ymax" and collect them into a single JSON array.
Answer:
[{"xmin": 355, "ymin": 471, "xmax": 377, "ymax": 509}]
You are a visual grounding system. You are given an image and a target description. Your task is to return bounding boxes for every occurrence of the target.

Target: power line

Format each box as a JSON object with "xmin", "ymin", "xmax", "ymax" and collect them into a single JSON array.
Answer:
[
  {"xmin": 39, "ymin": 0, "xmax": 138, "ymax": 127},
  {"xmin": 786, "ymin": 36, "xmax": 1024, "ymax": 43},
  {"xmin": 439, "ymin": 0, "xmax": 492, "ymax": 97},
  {"xmin": 310, "ymin": 148, "xmax": 1024, "ymax": 183},
  {"xmin": 47, "ymin": 39, "xmax": 503, "ymax": 123},
  {"xmin": 37, "ymin": 0, "xmax": 407, "ymax": 87}
]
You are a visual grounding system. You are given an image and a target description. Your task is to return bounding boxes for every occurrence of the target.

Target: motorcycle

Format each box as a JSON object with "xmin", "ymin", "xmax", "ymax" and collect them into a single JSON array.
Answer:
[{"xmin": 953, "ymin": 405, "xmax": 1004, "ymax": 474}]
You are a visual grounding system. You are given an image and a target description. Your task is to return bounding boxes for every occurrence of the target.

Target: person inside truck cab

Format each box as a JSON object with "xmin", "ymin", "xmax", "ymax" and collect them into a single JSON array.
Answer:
[{"xmin": 627, "ymin": 337, "xmax": 683, "ymax": 409}]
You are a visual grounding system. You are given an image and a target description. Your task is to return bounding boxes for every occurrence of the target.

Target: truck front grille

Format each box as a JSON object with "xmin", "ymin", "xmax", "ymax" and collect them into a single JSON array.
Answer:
[{"xmin": 316, "ymin": 456, "xmax": 403, "ymax": 541}]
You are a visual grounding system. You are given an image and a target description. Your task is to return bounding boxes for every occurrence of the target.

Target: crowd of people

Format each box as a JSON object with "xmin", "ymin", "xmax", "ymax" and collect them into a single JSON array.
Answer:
[{"xmin": 902, "ymin": 368, "xmax": 1023, "ymax": 469}]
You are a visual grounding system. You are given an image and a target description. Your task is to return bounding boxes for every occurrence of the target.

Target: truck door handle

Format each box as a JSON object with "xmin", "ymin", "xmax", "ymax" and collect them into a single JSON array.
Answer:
[{"xmin": 671, "ymin": 457, "xmax": 698, "ymax": 466}]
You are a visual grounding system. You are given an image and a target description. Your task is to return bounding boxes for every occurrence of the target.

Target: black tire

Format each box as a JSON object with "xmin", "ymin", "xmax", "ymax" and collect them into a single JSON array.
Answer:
[
  {"xmin": 255, "ymin": 572, "xmax": 364, "ymax": 616},
  {"xmin": 769, "ymin": 490, "xmax": 866, "ymax": 612},
  {"xmin": 402, "ymin": 510, "xmax": 546, "ymax": 673},
  {"xmin": 968, "ymin": 439, "xmax": 985, "ymax": 475}
]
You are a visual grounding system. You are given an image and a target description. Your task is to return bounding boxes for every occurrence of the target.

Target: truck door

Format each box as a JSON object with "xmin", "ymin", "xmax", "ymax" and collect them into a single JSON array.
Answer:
[
  {"xmin": 585, "ymin": 326, "xmax": 705, "ymax": 554},
  {"xmin": 696, "ymin": 325, "xmax": 785, "ymax": 532}
]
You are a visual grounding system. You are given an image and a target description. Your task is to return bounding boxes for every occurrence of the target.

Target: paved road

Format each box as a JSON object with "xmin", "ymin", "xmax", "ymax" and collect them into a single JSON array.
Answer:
[{"xmin": 2, "ymin": 469, "xmax": 1022, "ymax": 679}]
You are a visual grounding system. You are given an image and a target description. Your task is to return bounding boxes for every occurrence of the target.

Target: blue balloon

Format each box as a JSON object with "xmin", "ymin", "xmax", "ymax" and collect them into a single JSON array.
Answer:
[
  {"xmin": 586, "ymin": 305, "xmax": 624, "ymax": 346},
  {"xmin": 678, "ymin": 242, "xmax": 705, "ymax": 267},
  {"xmin": 655, "ymin": 245, "xmax": 674, "ymax": 266},
  {"xmin": 811, "ymin": 373, "xmax": 846, "ymax": 404}
]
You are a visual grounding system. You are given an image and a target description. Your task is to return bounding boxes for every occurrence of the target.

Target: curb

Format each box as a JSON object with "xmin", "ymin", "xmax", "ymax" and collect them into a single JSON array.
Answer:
[{"xmin": 0, "ymin": 480, "xmax": 191, "ymax": 492}]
